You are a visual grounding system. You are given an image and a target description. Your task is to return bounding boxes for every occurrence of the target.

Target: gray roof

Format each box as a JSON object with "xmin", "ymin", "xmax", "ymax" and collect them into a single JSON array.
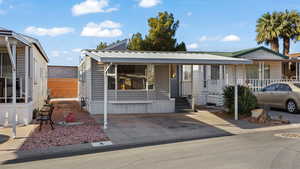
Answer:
[
  {"xmin": 0, "ymin": 27, "xmax": 49, "ymax": 62},
  {"xmin": 84, "ymin": 50, "xmax": 252, "ymax": 65},
  {"xmin": 104, "ymin": 39, "xmax": 128, "ymax": 51}
]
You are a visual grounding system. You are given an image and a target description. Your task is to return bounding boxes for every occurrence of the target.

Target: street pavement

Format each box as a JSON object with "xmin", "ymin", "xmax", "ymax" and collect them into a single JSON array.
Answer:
[{"xmin": 2, "ymin": 128, "xmax": 300, "ymax": 169}]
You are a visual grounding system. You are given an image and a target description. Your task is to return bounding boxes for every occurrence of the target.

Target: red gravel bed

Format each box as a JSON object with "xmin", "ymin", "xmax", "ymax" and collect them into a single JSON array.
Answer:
[{"xmin": 19, "ymin": 101, "xmax": 109, "ymax": 151}]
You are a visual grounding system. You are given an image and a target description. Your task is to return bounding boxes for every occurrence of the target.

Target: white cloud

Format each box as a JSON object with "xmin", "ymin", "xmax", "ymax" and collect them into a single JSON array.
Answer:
[
  {"xmin": 139, "ymin": 0, "xmax": 161, "ymax": 8},
  {"xmin": 199, "ymin": 35, "xmax": 222, "ymax": 42},
  {"xmin": 187, "ymin": 12, "xmax": 192, "ymax": 16},
  {"xmin": 24, "ymin": 26, "xmax": 74, "ymax": 37},
  {"xmin": 81, "ymin": 20, "xmax": 123, "ymax": 38},
  {"xmin": 187, "ymin": 43, "xmax": 198, "ymax": 49},
  {"xmin": 221, "ymin": 34, "xmax": 240, "ymax": 42},
  {"xmin": 51, "ymin": 49, "xmax": 80, "ymax": 57},
  {"xmin": 72, "ymin": 48, "xmax": 82, "ymax": 52},
  {"xmin": 199, "ymin": 36, "xmax": 208, "ymax": 42},
  {"xmin": 72, "ymin": 0, "xmax": 118, "ymax": 16},
  {"xmin": 51, "ymin": 50, "xmax": 60, "ymax": 57}
]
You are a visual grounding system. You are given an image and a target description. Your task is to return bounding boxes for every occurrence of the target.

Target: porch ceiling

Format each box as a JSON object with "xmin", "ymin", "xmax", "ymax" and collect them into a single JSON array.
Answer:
[{"xmin": 84, "ymin": 50, "xmax": 252, "ymax": 65}]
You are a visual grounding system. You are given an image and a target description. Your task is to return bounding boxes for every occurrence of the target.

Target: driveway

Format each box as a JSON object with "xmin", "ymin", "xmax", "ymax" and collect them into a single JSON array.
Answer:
[
  {"xmin": 93, "ymin": 113, "xmax": 232, "ymax": 145},
  {"xmin": 269, "ymin": 109, "xmax": 300, "ymax": 124}
]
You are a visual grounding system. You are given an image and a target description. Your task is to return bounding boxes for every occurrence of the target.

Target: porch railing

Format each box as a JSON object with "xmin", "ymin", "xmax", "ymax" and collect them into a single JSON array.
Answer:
[
  {"xmin": 0, "ymin": 77, "xmax": 25, "ymax": 103},
  {"xmin": 204, "ymin": 79, "xmax": 300, "ymax": 94},
  {"xmin": 237, "ymin": 79, "xmax": 300, "ymax": 92}
]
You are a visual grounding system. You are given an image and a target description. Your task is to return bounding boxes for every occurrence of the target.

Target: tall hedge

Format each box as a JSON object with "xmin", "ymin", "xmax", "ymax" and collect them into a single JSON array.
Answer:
[{"xmin": 223, "ymin": 85, "xmax": 257, "ymax": 116}]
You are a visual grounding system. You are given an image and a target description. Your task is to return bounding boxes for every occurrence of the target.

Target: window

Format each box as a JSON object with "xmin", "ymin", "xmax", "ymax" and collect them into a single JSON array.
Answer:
[
  {"xmin": 107, "ymin": 65, "xmax": 116, "ymax": 90},
  {"xmin": 263, "ymin": 84, "xmax": 277, "ymax": 92},
  {"xmin": 118, "ymin": 65, "xmax": 146, "ymax": 90},
  {"xmin": 276, "ymin": 84, "xmax": 291, "ymax": 92},
  {"xmin": 211, "ymin": 65, "xmax": 220, "ymax": 80},
  {"xmin": 264, "ymin": 64, "xmax": 270, "ymax": 79},
  {"xmin": 246, "ymin": 64, "xmax": 259, "ymax": 79},
  {"xmin": 147, "ymin": 65, "xmax": 155, "ymax": 90},
  {"xmin": 108, "ymin": 65, "xmax": 155, "ymax": 90},
  {"xmin": 182, "ymin": 65, "xmax": 191, "ymax": 81}
]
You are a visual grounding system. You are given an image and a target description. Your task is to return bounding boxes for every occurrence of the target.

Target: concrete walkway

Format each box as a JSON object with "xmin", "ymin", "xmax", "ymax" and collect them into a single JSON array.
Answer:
[
  {"xmin": 194, "ymin": 110, "xmax": 300, "ymax": 134},
  {"xmin": 0, "ymin": 125, "xmax": 38, "ymax": 162}
]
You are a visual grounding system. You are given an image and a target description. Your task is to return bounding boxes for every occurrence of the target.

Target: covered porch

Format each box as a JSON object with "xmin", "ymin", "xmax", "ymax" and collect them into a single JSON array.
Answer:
[
  {"xmin": 83, "ymin": 50, "xmax": 252, "ymax": 129},
  {"xmin": 0, "ymin": 30, "xmax": 33, "ymax": 126}
]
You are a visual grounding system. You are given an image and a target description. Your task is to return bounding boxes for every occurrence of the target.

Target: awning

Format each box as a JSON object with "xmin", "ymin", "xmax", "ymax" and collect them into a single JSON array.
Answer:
[{"xmin": 84, "ymin": 50, "xmax": 252, "ymax": 65}]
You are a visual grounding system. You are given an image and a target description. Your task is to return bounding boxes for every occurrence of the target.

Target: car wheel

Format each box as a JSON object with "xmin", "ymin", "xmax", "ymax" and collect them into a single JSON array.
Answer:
[{"xmin": 286, "ymin": 100, "xmax": 298, "ymax": 114}]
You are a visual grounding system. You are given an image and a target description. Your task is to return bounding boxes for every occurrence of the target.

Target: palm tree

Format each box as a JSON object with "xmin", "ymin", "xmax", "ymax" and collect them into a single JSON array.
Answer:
[
  {"xmin": 256, "ymin": 12, "xmax": 281, "ymax": 52},
  {"xmin": 279, "ymin": 10, "xmax": 300, "ymax": 55}
]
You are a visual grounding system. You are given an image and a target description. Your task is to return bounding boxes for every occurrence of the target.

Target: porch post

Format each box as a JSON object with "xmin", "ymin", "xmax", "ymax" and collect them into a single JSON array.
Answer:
[
  {"xmin": 191, "ymin": 65, "xmax": 195, "ymax": 111},
  {"xmin": 25, "ymin": 46, "xmax": 29, "ymax": 103},
  {"xmin": 168, "ymin": 64, "xmax": 171, "ymax": 99},
  {"xmin": 104, "ymin": 64, "xmax": 108, "ymax": 129},
  {"xmin": 258, "ymin": 62, "xmax": 262, "ymax": 80},
  {"xmin": 262, "ymin": 62, "xmax": 265, "ymax": 80},
  {"xmin": 234, "ymin": 65, "xmax": 238, "ymax": 120},
  {"xmin": 296, "ymin": 62, "xmax": 299, "ymax": 80},
  {"xmin": 219, "ymin": 65, "xmax": 223, "ymax": 88},
  {"xmin": 12, "ymin": 42, "xmax": 17, "ymax": 138}
]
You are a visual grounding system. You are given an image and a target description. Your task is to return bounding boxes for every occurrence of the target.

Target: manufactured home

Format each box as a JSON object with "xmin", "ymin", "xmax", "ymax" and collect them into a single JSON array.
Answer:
[
  {"xmin": 78, "ymin": 50, "xmax": 252, "ymax": 127},
  {"xmin": 0, "ymin": 28, "xmax": 48, "ymax": 126},
  {"xmin": 180, "ymin": 46, "xmax": 298, "ymax": 106}
]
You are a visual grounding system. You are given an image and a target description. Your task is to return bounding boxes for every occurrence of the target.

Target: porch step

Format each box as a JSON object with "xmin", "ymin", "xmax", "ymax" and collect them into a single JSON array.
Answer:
[{"xmin": 175, "ymin": 97, "xmax": 193, "ymax": 113}]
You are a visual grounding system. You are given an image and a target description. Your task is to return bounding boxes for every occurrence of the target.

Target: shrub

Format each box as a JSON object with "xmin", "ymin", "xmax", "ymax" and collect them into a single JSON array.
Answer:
[
  {"xmin": 223, "ymin": 85, "xmax": 257, "ymax": 116},
  {"xmin": 32, "ymin": 108, "xmax": 39, "ymax": 119}
]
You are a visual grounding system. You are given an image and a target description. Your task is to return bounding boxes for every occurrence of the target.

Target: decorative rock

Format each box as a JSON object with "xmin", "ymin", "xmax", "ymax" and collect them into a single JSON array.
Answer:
[{"xmin": 251, "ymin": 109, "xmax": 264, "ymax": 118}]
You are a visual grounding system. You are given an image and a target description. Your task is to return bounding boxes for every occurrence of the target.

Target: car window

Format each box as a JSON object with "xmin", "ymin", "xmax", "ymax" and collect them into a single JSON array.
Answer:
[
  {"xmin": 263, "ymin": 84, "xmax": 278, "ymax": 92},
  {"xmin": 276, "ymin": 84, "xmax": 291, "ymax": 92}
]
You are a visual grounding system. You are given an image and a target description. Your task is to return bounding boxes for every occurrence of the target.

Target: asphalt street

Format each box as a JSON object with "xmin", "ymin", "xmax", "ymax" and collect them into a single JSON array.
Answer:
[{"xmin": 2, "ymin": 128, "xmax": 300, "ymax": 169}]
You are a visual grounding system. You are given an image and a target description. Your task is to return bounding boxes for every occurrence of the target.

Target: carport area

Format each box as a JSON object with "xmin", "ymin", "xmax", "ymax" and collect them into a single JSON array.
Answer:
[
  {"xmin": 93, "ymin": 112, "xmax": 233, "ymax": 145},
  {"xmin": 269, "ymin": 110, "xmax": 300, "ymax": 124}
]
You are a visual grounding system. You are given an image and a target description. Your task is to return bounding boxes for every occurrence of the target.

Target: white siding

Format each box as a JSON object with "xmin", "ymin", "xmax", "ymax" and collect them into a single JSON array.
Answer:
[{"xmin": 32, "ymin": 45, "xmax": 48, "ymax": 110}]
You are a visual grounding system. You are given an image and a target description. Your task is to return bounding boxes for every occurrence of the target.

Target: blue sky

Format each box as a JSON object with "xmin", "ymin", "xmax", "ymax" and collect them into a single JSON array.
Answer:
[{"xmin": 1, "ymin": 0, "xmax": 300, "ymax": 66}]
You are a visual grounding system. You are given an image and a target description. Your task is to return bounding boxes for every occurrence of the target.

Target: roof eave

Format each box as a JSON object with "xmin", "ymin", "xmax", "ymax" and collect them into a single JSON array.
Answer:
[{"xmin": 99, "ymin": 57, "xmax": 252, "ymax": 65}]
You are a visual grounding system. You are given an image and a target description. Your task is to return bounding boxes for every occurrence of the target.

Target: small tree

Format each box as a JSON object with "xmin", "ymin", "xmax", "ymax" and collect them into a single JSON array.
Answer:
[
  {"xmin": 96, "ymin": 42, "xmax": 108, "ymax": 50},
  {"xmin": 128, "ymin": 11, "xmax": 186, "ymax": 51},
  {"xmin": 223, "ymin": 86, "xmax": 257, "ymax": 116}
]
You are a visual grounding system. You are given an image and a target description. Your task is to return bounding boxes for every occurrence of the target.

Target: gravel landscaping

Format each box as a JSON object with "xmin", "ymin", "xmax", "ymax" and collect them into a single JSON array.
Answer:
[{"xmin": 19, "ymin": 101, "xmax": 109, "ymax": 151}]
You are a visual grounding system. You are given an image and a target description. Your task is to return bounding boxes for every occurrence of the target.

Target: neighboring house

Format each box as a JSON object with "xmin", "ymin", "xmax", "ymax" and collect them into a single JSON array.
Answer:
[
  {"xmin": 0, "ymin": 28, "xmax": 48, "ymax": 126},
  {"xmin": 48, "ymin": 65, "xmax": 78, "ymax": 98},
  {"xmin": 180, "ymin": 46, "xmax": 293, "ymax": 106},
  {"xmin": 78, "ymin": 49, "xmax": 251, "ymax": 128}
]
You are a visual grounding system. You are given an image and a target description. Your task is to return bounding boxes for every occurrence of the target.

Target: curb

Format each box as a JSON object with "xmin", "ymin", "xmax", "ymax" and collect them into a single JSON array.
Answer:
[{"xmin": 2, "ymin": 133, "xmax": 232, "ymax": 165}]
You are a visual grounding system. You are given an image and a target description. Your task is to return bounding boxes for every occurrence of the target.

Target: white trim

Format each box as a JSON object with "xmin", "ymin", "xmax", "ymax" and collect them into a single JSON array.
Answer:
[
  {"xmin": 191, "ymin": 65, "xmax": 195, "ymax": 111},
  {"xmin": 114, "ymin": 64, "xmax": 117, "ymax": 101},
  {"xmin": 234, "ymin": 65, "xmax": 238, "ymax": 120},
  {"xmin": 85, "ymin": 50, "xmax": 252, "ymax": 65},
  {"xmin": 168, "ymin": 64, "xmax": 171, "ymax": 99},
  {"xmin": 103, "ymin": 63, "xmax": 108, "ymax": 129},
  {"xmin": 109, "ymin": 100, "xmax": 153, "ymax": 104},
  {"xmin": 11, "ymin": 42, "xmax": 17, "ymax": 138}
]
